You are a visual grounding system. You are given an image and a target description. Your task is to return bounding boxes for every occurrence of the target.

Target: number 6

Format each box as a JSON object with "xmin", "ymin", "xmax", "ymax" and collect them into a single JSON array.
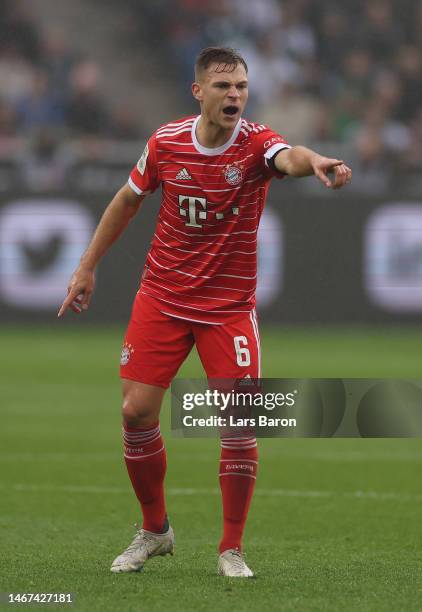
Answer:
[{"xmin": 234, "ymin": 336, "xmax": 251, "ymax": 367}]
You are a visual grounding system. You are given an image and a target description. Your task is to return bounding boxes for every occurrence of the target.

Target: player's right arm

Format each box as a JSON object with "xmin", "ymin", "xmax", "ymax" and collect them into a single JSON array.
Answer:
[{"xmin": 57, "ymin": 183, "xmax": 145, "ymax": 317}]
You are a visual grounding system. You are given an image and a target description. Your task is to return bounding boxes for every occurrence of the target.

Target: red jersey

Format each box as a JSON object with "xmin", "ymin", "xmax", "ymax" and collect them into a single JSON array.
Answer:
[{"xmin": 128, "ymin": 115, "xmax": 290, "ymax": 324}]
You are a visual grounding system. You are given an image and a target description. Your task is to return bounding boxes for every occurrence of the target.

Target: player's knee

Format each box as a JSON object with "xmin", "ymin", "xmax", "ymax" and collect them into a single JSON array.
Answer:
[
  {"xmin": 122, "ymin": 398, "xmax": 154, "ymax": 426},
  {"xmin": 121, "ymin": 392, "xmax": 158, "ymax": 426}
]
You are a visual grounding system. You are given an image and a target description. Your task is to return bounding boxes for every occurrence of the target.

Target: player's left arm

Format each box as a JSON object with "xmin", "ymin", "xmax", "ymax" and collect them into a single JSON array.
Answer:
[{"xmin": 274, "ymin": 145, "xmax": 352, "ymax": 190}]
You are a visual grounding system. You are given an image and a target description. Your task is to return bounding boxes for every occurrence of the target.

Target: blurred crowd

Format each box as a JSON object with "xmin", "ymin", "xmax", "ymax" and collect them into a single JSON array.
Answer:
[
  {"xmin": 0, "ymin": 0, "xmax": 144, "ymax": 145},
  {"xmin": 1, "ymin": 0, "xmax": 422, "ymax": 193},
  {"xmin": 138, "ymin": 0, "xmax": 422, "ymax": 192}
]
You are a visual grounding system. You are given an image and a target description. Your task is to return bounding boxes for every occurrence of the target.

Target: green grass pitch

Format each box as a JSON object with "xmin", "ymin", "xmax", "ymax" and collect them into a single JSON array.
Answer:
[{"xmin": 1, "ymin": 325, "xmax": 422, "ymax": 611}]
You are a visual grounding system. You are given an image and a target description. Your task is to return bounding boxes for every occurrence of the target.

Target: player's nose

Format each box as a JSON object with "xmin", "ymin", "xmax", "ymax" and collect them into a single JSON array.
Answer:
[{"xmin": 228, "ymin": 86, "xmax": 240, "ymax": 99}]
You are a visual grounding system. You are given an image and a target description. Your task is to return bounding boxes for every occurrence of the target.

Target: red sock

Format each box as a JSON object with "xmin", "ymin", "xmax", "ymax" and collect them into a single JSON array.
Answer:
[
  {"xmin": 123, "ymin": 421, "xmax": 167, "ymax": 533},
  {"xmin": 219, "ymin": 437, "xmax": 258, "ymax": 553}
]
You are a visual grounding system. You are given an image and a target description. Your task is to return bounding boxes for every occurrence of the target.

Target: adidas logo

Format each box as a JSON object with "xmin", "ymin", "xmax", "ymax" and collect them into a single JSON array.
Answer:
[
  {"xmin": 176, "ymin": 167, "xmax": 192, "ymax": 180},
  {"xmin": 237, "ymin": 374, "xmax": 258, "ymax": 387}
]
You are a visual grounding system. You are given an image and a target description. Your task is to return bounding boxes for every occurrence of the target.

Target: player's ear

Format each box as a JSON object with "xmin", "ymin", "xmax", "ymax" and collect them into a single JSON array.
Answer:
[{"xmin": 192, "ymin": 82, "xmax": 203, "ymax": 102}]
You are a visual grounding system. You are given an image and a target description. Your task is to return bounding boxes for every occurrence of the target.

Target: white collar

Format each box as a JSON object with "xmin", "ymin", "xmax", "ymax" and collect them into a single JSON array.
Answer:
[{"xmin": 191, "ymin": 115, "xmax": 241, "ymax": 156}]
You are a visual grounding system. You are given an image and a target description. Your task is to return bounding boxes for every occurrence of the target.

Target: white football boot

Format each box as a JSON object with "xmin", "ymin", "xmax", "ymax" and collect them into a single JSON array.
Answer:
[
  {"xmin": 110, "ymin": 525, "xmax": 174, "ymax": 573},
  {"xmin": 218, "ymin": 549, "xmax": 254, "ymax": 578}
]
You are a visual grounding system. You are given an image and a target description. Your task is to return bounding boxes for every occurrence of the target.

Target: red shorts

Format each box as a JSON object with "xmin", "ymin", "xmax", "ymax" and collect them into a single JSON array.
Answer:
[{"xmin": 120, "ymin": 292, "xmax": 261, "ymax": 388}]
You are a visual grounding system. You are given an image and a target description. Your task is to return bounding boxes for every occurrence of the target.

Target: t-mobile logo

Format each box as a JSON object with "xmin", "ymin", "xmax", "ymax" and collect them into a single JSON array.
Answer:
[{"xmin": 178, "ymin": 195, "xmax": 207, "ymax": 228}]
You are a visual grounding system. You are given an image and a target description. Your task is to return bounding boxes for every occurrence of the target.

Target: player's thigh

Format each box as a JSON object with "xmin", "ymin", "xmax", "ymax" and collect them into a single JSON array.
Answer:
[
  {"xmin": 120, "ymin": 292, "xmax": 194, "ymax": 392},
  {"xmin": 194, "ymin": 309, "xmax": 261, "ymax": 378}
]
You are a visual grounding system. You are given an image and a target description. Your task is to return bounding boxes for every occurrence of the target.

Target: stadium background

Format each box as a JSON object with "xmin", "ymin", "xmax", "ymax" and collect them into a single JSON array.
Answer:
[{"xmin": 1, "ymin": 1, "xmax": 421, "ymax": 610}]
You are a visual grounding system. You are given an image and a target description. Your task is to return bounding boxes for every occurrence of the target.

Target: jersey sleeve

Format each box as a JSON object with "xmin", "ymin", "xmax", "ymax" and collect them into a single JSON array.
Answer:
[
  {"xmin": 128, "ymin": 133, "xmax": 160, "ymax": 195},
  {"xmin": 253, "ymin": 128, "xmax": 291, "ymax": 180}
]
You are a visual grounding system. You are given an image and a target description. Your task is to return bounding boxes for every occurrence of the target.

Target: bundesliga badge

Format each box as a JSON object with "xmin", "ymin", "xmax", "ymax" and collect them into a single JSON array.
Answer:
[
  {"xmin": 224, "ymin": 164, "xmax": 243, "ymax": 186},
  {"xmin": 120, "ymin": 342, "xmax": 134, "ymax": 365}
]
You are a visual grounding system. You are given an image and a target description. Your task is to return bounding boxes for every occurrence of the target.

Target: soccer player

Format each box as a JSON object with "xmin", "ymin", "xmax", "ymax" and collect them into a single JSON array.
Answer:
[{"xmin": 58, "ymin": 47, "xmax": 352, "ymax": 577}]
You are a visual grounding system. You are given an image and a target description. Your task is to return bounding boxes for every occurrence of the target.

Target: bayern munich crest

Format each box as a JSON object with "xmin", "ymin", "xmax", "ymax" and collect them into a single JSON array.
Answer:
[
  {"xmin": 120, "ymin": 342, "xmax": 134, "ymax": 365},
  {"xmin": 224, "ymin": 164, "xmax": 243, "ymax": 186}
]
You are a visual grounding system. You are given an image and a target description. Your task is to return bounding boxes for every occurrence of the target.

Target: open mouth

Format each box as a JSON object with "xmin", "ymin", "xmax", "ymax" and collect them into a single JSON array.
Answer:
[{"xmin": 223, "ymin": 106, "xmax": 239, "ymax": 116}]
